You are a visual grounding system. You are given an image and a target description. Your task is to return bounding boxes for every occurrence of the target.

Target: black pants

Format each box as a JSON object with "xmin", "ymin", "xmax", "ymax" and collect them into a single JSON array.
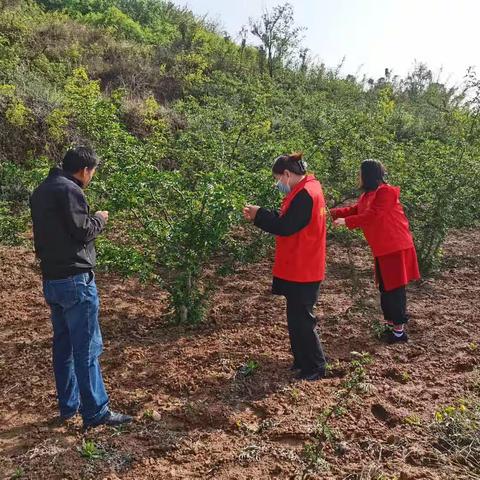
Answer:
[
  {"xmin": 376, "ymin": 261, "xmax": 408, "ymax": 326},
  {"xmin": 286, "ymin": 296, "xmax": 326, "ymax": 374}
]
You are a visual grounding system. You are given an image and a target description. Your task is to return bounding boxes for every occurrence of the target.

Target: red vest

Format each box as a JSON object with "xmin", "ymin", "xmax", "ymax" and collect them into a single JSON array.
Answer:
[{"xmin": 273, "ymin": 175, "xmax": 327, "ymax": 282}]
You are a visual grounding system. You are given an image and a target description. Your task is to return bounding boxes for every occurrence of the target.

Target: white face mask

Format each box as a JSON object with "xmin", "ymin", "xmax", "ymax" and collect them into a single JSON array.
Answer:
[
  {"xmin": 276, "ymin": 173, "xmax": 291, "ymax": 194},
  {"xmin": 276, "ymin": 180, "xmax": 291, "ymax": 194}
]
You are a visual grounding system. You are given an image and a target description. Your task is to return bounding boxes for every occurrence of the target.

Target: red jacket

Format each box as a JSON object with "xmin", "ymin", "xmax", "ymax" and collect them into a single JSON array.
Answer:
[
  {"xmin": 331, "ymin": 184, "xmax": 414, "ymax": 257},
  {"xmin": 273, "ymin": 175, "xmax": 327, "ymax": 282}
]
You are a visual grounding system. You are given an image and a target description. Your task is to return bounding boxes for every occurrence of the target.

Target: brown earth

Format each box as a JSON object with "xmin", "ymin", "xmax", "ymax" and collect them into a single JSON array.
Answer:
[{"xmin": 0, "ymin": 230, "xmax": 479, "ymax": 480}]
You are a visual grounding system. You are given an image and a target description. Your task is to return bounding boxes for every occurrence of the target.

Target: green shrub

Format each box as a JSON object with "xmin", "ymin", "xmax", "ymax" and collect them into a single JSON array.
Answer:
[{"xmin": 0, "ymin": 201, "xmax": 28, "ymax": 245}]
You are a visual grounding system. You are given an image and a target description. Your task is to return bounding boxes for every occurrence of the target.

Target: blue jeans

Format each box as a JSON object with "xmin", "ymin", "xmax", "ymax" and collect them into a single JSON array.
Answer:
[{"xmin": 43, "ymin": 271, "xmax": 109, "ymax": 424}]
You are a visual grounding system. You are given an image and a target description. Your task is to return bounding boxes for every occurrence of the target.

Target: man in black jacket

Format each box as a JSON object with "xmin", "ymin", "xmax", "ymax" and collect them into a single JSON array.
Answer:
[{"xmin": 30, "ymin": 146, "xmax": 132, "ymax": 430}]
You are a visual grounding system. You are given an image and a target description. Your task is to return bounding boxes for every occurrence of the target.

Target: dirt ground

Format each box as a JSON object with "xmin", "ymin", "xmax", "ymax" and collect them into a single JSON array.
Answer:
[{"xmin": 0, "ymin": 230, "xmax": 479, "ymax": 480}]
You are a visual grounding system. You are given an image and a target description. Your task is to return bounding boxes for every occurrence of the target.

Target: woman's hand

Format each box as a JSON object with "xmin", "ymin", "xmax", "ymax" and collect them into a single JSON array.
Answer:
[
  {"xmin": 243, "ymin": 205, "xmax": 260, "ymax": 222},
  {"xmin": 333, "ymin": 218, "xmax": 346, "ymax": 227}
]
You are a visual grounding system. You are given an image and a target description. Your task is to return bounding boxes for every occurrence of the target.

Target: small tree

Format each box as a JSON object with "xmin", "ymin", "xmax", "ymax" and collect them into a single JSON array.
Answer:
[
  {"xmin": 249, "ymin": 2, "xmax": 305, "ymax": 77},
  {"xmin": 104, "ymin": 164, "xmax": 248, "ymax": 324}
]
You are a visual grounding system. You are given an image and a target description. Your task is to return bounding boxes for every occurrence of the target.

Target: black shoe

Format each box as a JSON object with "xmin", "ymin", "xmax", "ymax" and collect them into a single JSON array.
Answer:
[
  {"xmin": 83, "ymin": 411, "xmax": 133, "ymax": 430},
  {"xmin": 295, "ymin": 369, "xmax": 326, "ymax": 382},
  {"xmin": 381, "ymin": 330, "xmax": 408, "ymax": 344},
  {"xmin": 61, "ymin": 411, "xmax": 77, "ymax": 421},
  {"xmin": 48, "ymin": 413, "xmax": 76, "ymax": 427},
  {"xmin": 289, "ymin": 363, "xmax": 301, "ymax": 371}
]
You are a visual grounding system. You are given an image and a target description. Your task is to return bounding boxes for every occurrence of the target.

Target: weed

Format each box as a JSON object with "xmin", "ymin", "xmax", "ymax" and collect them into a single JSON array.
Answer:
[
  {"xmin": 238, "ymin": 359, "xmax": 260, "ymax": 377},
  {"xmin": 432, "ymin": 400, "xmax": 480, "ymax": 474},
  {"xmin": 302, "ymin": 442, "xmax": 329, "ymax": 472},
  {"xmin": 289, "ymin": 386, "xmax": 302, "ymax": 403},
  {"xmin": 371, "ymin": 319, "xmax": 388, "ymax": 339},
  {"xmin": 11, "ymin": 468, "xmax": 24, "ymax": 479},
  {"xmin": 468, "ymin": 342, "xmax": 478, "ymax": 352},
  {"xmin": 143, "ymin": 409, "xmax": 154, "ymax": 419},
  {"xmin": 403, "ymin": 414, "xmax": 422, "ymax": 426},
  {"xmin": 235, "ymin": 419, "xmax": 255, "ymax": 433},
  {"xmin": 79, "ymin": 440, "xmax": 105, "ymax": 461},
  {"xmin": 111, "ymin": 424, "xmax": 129, "ymax": 437},
  {"xmin": 257, "ymin": 418, "xmax": 278, "ymax": 433},
  {"xmin": 325, "ymin": 358, "xmax": 342, "ymax": 376}
]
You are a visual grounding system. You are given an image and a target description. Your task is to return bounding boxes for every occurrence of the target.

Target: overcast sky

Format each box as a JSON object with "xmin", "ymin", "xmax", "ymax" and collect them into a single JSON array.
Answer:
[{"xmin": 173, "ymin": 0, "xmax": 479, "ymax": 86}]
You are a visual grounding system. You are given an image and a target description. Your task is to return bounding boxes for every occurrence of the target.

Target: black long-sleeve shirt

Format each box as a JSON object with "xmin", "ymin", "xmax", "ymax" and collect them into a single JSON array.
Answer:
[
  {"xmin": 253, "ymin": 189, "xmax": 320, "ymax": 303},
  {"xmin": 254, "ymin": 190, "xmax": 313, "ymax": 236}
]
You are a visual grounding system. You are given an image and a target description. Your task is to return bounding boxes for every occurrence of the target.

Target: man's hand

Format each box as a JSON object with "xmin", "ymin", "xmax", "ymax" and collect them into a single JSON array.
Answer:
[
  {"xmin": 333, "ymin": 218, "xmax": 346, "ymax": 227},
  {"xmin": 243, "ymin": 205, "xmax": 260, "ymax": 222},
  {"xmin": 95, "ymin": 210, "xmax": 109, "ymax": 223}
]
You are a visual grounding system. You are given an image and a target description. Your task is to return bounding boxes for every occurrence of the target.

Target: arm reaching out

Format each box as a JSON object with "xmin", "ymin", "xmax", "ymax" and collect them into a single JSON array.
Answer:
[
  {"xmin": 251, "ymin": 190, "xmax": 313, "ymax": 237},
  {"xmin": 344, "ymin": 187, "xmax": 396, "ymax": 230},
  {"xmin": 330, "ymin": 204, "xmax": 358, "ymax": 220}
]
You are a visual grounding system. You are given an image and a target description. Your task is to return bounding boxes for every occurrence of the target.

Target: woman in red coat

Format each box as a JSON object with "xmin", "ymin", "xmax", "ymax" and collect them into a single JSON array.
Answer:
[
  {"xmin": 331, "ymin": 159, "xmax": 420, "ymax": 343},
  {"xmin": 243, "ymin": 152, "xmax": 327, "ymax": 381}
]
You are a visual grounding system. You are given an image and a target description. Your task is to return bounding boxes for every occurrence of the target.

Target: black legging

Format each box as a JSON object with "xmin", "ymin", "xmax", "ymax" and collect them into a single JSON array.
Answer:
[
  {"xmin": 286, "ymin": 296, "xmax": 326, "ymax": 374},
  {"xmin": 375, "ymin": 260, "xmax": 408, "ymax": 326}
]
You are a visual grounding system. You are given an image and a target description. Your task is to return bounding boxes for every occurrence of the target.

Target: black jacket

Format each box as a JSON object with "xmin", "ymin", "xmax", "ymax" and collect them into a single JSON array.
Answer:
[{"xmin": 30, "ymin": 168, "xmax": 106, "ymax": 279}]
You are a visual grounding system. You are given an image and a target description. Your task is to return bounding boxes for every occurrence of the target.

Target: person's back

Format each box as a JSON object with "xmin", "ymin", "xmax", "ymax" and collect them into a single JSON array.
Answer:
[
  {"xmin": 31, "ymin": 168, "xmax": 101, "ymax": 279},
  {"xmin": 351, "ymin": 183, "xmax": 414, "ymax": 258}
]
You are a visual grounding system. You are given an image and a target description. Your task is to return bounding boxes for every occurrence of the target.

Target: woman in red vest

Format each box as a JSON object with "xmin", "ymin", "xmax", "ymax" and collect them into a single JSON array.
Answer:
[
  {"xmin": 331, "ymin": 159, "xmax": 420, "ymax": 343},
  {"xmin": 243, "ymin": 152, "xmax": 327, "ymax": 381}
]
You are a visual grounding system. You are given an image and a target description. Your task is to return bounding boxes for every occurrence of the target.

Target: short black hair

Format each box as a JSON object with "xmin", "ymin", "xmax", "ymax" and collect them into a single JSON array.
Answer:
[
  {"xmin": 360, "ymin": 159, "xmax": 386, "ymax": 192},
  {"xmin": 62, "ymin": 146, "xmax": 99, "ymax": 173},
  {"xmin": 272, "ymin": 151, "xmax": 307, "ymax": 175}
]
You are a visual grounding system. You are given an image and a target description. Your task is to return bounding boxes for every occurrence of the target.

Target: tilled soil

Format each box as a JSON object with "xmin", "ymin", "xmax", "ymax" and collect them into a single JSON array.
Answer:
[{"xmin": 0, "ymin": 230, "xmax": 479, "ymax": 480}]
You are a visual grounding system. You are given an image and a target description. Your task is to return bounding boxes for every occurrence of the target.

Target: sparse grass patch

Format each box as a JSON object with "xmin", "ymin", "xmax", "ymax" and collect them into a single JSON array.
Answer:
[
  {"xmin": 432, "ymin": 398, "xmax": 480, "ymax": 474},
  {"xmin": 300, "ymin": 352, "xmax": 373, "ymax": 478}
]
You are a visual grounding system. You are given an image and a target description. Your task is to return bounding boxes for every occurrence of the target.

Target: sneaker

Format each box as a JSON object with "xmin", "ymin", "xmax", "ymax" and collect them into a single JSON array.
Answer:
[
  {"xmin": 83, "ymin": 411, "xmax": 133, "ymax": 430},
  {"xmin": 381, "ymin": 330, "xmax": 408, "ymax": 344}
]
